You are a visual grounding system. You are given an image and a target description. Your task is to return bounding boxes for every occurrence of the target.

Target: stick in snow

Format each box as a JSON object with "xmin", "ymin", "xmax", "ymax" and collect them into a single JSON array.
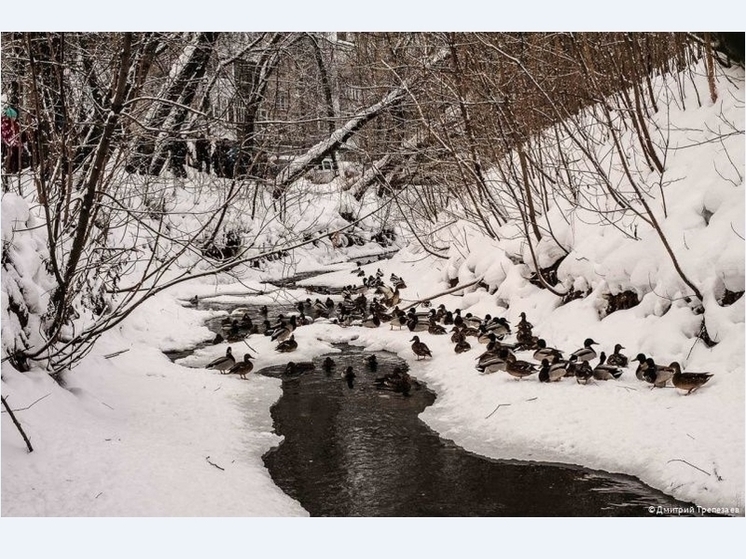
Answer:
[{"xmin": 1, "ymin": 396, "xmax": 33, "ymax": 453}]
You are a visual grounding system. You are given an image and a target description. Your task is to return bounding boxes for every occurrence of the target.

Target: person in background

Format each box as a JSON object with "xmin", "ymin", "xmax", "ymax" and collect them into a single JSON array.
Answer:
[{"xmin": 1, "ymin": 106, "xmax": 21, "ymax": 174}]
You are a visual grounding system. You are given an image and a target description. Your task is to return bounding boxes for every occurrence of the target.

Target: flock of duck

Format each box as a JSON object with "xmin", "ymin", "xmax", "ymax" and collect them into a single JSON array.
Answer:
[{"xmin": 202, "ymin": 268, "xmax": 714, "ymax": 396}]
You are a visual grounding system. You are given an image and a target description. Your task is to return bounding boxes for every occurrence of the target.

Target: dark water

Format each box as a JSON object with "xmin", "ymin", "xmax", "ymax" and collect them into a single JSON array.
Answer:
[{"xmin": 261, "ymin": 345, "xmax": 696, "ymax": 517}]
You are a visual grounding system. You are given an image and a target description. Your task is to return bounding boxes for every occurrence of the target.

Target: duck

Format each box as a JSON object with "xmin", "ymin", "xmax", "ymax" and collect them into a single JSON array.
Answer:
[
  {"xmin": 463, "ymin": 313, "xmax": 483, "ymax": 330},
  {"xmin": 454, "ymin": 337, "xmax": 472, "ymax": 354},
  {"xmin": 365, "ymin": 354, "xmax": 378, "ymax": 370},
  {"xmin": 206, "ymin": 347, "xmax": 235, "ymax": 372},
  {"xmin": 284, "ymin": 361, "xmax": 315, "ymax": 375},
  {"xmin": 344, "ymin": 366, "xmax": 356, "ymax": 388},
  {"xmin": 593, "ymin": 352, "xmax": 623, "ymax": 380},
  {"xmin": 406, "ymin": 316, "xmax": 429, "ymax": 332},
  {"xmin": 374, "ymin": 367, "xmax": 412, "ymax": 396},
  {"xmin": 575, "ymin": 360, "xmax": 594, "ymax": 384},
  {"xmin": 533, "ymin": 339, "xmax": 563, "ymax": 362},
  {"xmin": 453, "ymin": 309, "xmax": 464, "ymax": 328},
  {"xmin": 410, "ymin": 336, "xmax": 432, "ymax": 360},
  {"xmin": 428, "ymin": 318, "xmax": 447, "ymax": 335},
  {"xmin": 271, "ymin": 315, "xmax": 297, "ymax": 343},
  {"xmin": 504, "ymin": 353, "xmax": 538, "ymax": 380},
  {"xmin": 260, "ymin": 305, "xmax": 268, "ymax": 318},
  {"xmin": 390, "ymin": 311, "xmax": 408, "ymax": 330},
  {"xmin": 642, "ymin": 358, "xmax": 675, "ymax": 388},
  {"xmin": 486, "ymin": 316, "xmax": 511, "ymax": 339},
  {"xmin": 633, "ymin": 353, "xmax": 650, "ymax": 381},
  {"xmin": 275, "ymin": 334, "xmax": 298, "ymax": 353},
  {"xmin": 539, "ymin": 355, "xmax": 569, "ymax": 382},
  {"xmin": 212, "ymin": 333, "xmax": 224, "ymax": 345},
  {"xmin": 362, "ymin": 315, "xmax": 381, "ymax": 328},
  {"xmin": 606, "ymin": 344, "xmax": 629, "ymax": 368},
  {"xmin": 322, "ymin": 356, "xmax": 336, "ymax": 374},
  {"xmin": 227, "ymin": 353, "xmax": 255, "ymax": 379},
  {"xmin": 476, "ymin": 349, "xmax": 510, "ymax": 374},
  {"xmin": 189, "ymin": 295, "xmax": 199, "ymax": 307},
  {"xmin": 443, "ymin": 311, "xmax": 454, "ymax": 325},
  {"xmin": 669, "ymin": 362, "xmax": 713, "ymax": 395},
  {"xmin": 571, "ymin": 338, "xmax": 598, "ymax": 362}
]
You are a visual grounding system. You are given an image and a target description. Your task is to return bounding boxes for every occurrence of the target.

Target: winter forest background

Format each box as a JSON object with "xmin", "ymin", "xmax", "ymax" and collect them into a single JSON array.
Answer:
[{"xmin": 1, "ymin": 2, "xmax": 745, "ymax": 557}]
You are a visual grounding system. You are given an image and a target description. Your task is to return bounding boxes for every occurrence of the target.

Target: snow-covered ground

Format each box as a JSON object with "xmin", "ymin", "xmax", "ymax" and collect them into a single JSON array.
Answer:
[{"xmin": 2, "ymin": 50, "xmax": 745, "ymax": 555}]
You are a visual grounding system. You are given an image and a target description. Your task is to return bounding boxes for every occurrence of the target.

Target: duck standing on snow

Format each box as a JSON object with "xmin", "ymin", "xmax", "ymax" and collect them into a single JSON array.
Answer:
[
  {"xmin": 533, "ymin": 339, "xmax": 563, "ymax": 362},
  {"xmin": 504, "ymin": 353, "xmax": 538, "ymax": 380},
  {"xmin": 206, "ymin": 347, "xmax": 235, "ymax": 372},
  {"xmin": 410, "ymin": 336, "xmax": 432, "ymax": 360},
  {"xmin": 571, "ymin": 338, "xmax": 598, "ymax": 363},
  {"xmin": 669, "ymin": 362, "xmax": 714, "ymax": 395},
  {"xmin": 593, "ymin": 352, "xmax": 623, "ymax": 380},
  {"xmin": 228, "ymin": 353, "xmax": 255, "ymax": 379},
  {"xmin": 575, "ymin": 360, "xmax": 594, "ymax": 384},
  {"xmin": 642, "ymin": 358, "xmax": 675, "ymax": 388},
  {"xmin": 454, "ymin": 335, "xmax": 472, "ymax": 354},
  {"xmin": 633, "ymin": 353, "xmax": 650, "ymax": 381},
  {"xmin": 606, "ymin": 344, "xmax": 628, "ymax": 368}
]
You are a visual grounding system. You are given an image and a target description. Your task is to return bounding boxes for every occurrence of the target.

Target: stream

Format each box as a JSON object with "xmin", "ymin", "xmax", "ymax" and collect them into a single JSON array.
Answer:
[{"xmin": 170, "ymin": 268, "xmax": 701, "ymax": 516}]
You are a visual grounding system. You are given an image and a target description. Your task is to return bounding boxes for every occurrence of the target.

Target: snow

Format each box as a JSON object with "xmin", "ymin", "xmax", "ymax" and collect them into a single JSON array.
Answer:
[{"xmin": 1, "ymin": 47, "xmax": 745, "ymax": 556}]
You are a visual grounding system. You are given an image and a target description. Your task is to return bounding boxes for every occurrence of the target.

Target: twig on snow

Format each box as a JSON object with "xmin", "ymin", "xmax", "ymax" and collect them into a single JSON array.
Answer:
[
  {"xmin": 666, "ymin": 458, "xmax": 711, "ymax": 477},
  {"xmin": 104, "ymin": 349, "xmax": 130, "ymax": 359},
  {"xmin": 485, "ymin": 403, "xmax": 511, "ymax": 419},
  {"xmin": 206, "ymin": 456, "xmax": 225, "ymax": 471}
]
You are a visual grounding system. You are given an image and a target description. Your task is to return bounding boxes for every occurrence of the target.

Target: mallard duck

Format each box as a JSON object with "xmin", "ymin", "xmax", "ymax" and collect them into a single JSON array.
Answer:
[
  {"xmin": 275, "ymin": 334, "xmax": 298, "ymax": 353},
  {"xmin": 407, "ymin": 316, "xmax": 429, "ymax": 332},
  {"xmin": 504, "ymin": 353, "xmax": 538, "ymax": 380},
  {"xmin": 271, "ymin": 315, "xmax": 297, "ymax": 342},
  {"xmin": 443, "ymin": 311, "xmax": 454, "ymax": 325},
  {"xmin": 606, "ymin": 343, "xmax": 628, "ymax": 368},
  {"xmin": 390, "ymin": 311, "xmax": 407, "ymax": 330},
  {"xmin": 454, "ymin": 337, "xmax": 472, "ymax": 354},
  {"xmin": 463, "ymin": 313, "xmax": 483, "ymax": 330},
  {"xmin": 284, "ymin": 361, "xmax": 315, "ymax": 375},
  {"xmin": 593, "ymin": 352, "xmax": 623, "ymax": 380},
  {"xmin": 571, "ymin": 338, "xmax": 598, "ymax": 362},
  {"xmin": 322, "ymin": 356, "xmax": 336, "ymax": 374},
  {"xmin": 344, "ymin": 366, "xmax": 356, "ymax": 388},
  {"xmin": 228, "ymin": 353, "xmax": 255, "ymax": 379},
  {"xmin": 538, "ymin": 359, "xmax": 552, "ymax": 383},
  {"xmin": 516, "ymin": 311, "xmax": 532, "ymax": 333},
  {"xmin": 542, "ymin": 354, "xmax": 570, "ymax": 382},
  {"xmin": 453, "ymin": 309, "xmax": 464, "ymax": 328},
  {"xmin": 476, "ymin": 349, "xmax": 509, "ymax": 374},
  {"xmin": 633, "ymin": 353, "xmax": 649, "ymax": 381},
  {"xmin": 365, "ymin": 354, "xmax": 378, "ymax": 370},
  {"xmin": 390, "ymin": 274, "xmax": 407, "ymax": 289},
  {"xmin": 206, "ymin": 347, "xmax": 235, "ymax": 372},
  {"xmin": 362, "ymin": 315, "xmax": 381, "ymax": 328},
  {"xmin": 428, "ymin": 319, "xmax": 447, "ymax": 335},
  {"xmin": 533, "ymin": 339, "xmax": 563, "ymax": 362},
  {"xmin": 212, "ymin": 333, "xmax": 224, "ymax": 345},
  {"xmin": 642, "ymin": 358, "xmax": 675, "ymax": 388},
  {"xmin": 669, "ymin": 362, "xmax": 713, "ymax": 395},
  {"xmin": 410, "ymin": 336, "xmax": 432, "ymax": 360},
  {"xmin": 260, "ymin": 305, "xmax": 268, "ymax": 318},
  {"xmin": 575, "ymin": 360, "xmax": 594, "ymax": 384},
  {"xmin": 189, "ymin": 295, "xmax": 199, "ymax": 307}
]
